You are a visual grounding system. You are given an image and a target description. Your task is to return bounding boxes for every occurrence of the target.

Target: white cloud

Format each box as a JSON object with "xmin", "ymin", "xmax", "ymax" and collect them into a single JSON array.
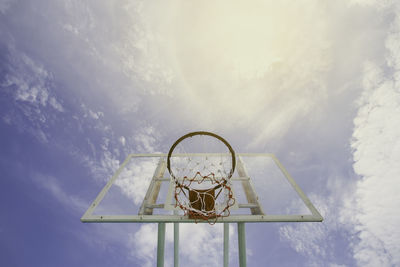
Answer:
[
  {"xmin": 4, "ymin": 51, "xmax": 64, "ymax": 112},
  {"xmin": 63, "ymin": 24, "xmax": 80, "ymax": 35},
  {"xmin": 100, "ymin": 150, "xmax": 120, "ymax": 174},
  {"xmin": 107, "ymin": 125, "xmax": 170, "ymax": 205},
  {"xmin": 80, "ymin": 103, "xmax": 103, "ymax": 120},
  {"xmin": 279, "ymin": 187, "xmax": 355, "ymax": 267},
  {"xmin": 133, "ymin": 126, "xmax": 159, "ymax": 153},
  {"xmin": 178, "ymin": 223, "xmax": 224, "ymax": 266},
  {"xmin": 115, "ymin": 157, "xmax": 158, "ymax": 205},
  {"xmin": 76, "ymin": 123, "xmax": 162, "ymax": 205},
  {"xmin": 348, "ymin": 0, "xmax": 394, "ymax": 8},
  {"xmin": 0, "ymin": 44, "xmax": 65, "ymax": 143},
  {"xmin": 130, "ymin": 222, "xmax": 229, "ymax": 267},
  {"xmin": 349, "ymin": 66, "xmax": 400, "ymax": 266},
  {"xmin": 346, "ymin": 5, "xmax": 400, "ymax": 266},
  {"xmin": 61, "ymin": 0, "xmax": 95, "ymax": 33},
  {"xmin": 130, "ymin": 224, "xmax": 158, "ymax": 267},
  {"xmin": 119, "ymin": 136, "xmax": 126, "ymax": 146},
  {"xmin": 49, "ymin": 97, "xmax": 64, "ymax": 112},
  {"xmin": 103, "ymin": 127, "xmax": 162, "ymax": 204},
  {"xmin": 115, "ymin": 1, "xmax": 175, "ymax": 94},
  {"xmin": 84, "ymin": 149, "xmax": 120, "ymax": 184}
]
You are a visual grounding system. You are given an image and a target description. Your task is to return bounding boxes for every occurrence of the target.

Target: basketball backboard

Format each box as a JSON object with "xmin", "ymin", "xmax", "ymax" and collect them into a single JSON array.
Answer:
[{"xmin": 81, "ymin": 153, "xmax": 323, "ymax": 223}]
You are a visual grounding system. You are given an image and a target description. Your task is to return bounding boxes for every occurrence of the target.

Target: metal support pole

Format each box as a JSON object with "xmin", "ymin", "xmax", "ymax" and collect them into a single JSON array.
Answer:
[
  {"xmin": 224, "ymin": 223, "xmax": 229, "ymax": 267},
  {"xmin": 157, "ymin": 222, "xmax": 166, "ymax": 267},
  {"xmin": 174, "ymin": 222, "xmax": 179, "ymax": 267},
  {"xmin": 238, "ymin": 222, "xmax": 247, "ymax": 267}
]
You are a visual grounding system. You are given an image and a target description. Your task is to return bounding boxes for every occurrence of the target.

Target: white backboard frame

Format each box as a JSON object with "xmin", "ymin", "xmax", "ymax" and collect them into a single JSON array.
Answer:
[{"xmin": 81, "ymin": 153, "xmax": 323, "ymax": 223}]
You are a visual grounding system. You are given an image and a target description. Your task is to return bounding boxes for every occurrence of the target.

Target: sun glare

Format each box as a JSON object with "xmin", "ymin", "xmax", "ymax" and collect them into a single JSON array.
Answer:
[
  {"xmin": 172, "ymin": 1, "xmax": 287, "ymax": 83},
  {"xmin": 158, "ymin": 0, "xmax": 329, "ymax": 129}
]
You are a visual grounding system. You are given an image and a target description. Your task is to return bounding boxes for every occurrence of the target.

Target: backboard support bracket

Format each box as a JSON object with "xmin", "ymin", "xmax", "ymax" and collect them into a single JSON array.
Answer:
[{"xmin": 139, "ymin": 158, "xmax": 166, "ymax": 215}]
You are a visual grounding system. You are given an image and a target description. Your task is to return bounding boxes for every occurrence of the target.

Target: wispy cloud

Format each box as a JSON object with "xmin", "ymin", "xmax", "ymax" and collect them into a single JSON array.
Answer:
[
  {"xmin": 0, "ymin": 43, "xmax": 64, "ymax": 143},
  {"xmin": 0, "ymin": 0, "xmax": 13, "ymax": 14},
  {"xmin": 5, "ymin": 51, "xmax": 64, "ymax": 112},
  {"xmin": 280, "ymin": 184, "xmax": 356, "ymax": 267},
  {"xmin": 80, "ymin": 103, "xmax": 103, "ymax": 120},
  {"xmin": 33, "ymin": 173, "xmax": 87, "ymax": 212},
  {"xmin": 116, "ymin": 1, "xmax": 175, "ymax": 94}
]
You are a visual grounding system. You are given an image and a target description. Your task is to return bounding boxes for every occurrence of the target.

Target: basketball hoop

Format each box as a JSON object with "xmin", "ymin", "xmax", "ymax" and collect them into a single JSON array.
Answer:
[{"xmin": 167, "ymin": 131, "xmax": 236, "ymax": 223}]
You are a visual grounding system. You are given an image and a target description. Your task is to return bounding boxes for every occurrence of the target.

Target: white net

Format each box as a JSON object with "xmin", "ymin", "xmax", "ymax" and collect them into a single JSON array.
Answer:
[{"xmin": 167, "ymin": 132, "xmax": 235, "ymax": 223}]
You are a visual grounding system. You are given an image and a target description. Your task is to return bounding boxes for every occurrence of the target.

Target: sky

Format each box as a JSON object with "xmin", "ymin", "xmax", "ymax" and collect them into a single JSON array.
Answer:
[{"xmin": 1, "ymin": 0, "xmax": 400, "ymax": 266}]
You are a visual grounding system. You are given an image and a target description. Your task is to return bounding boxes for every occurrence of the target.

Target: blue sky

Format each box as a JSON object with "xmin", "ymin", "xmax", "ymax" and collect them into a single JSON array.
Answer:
[{"xmin": 1, "ymin": 0, "xmax": 400, "ymax": 266}]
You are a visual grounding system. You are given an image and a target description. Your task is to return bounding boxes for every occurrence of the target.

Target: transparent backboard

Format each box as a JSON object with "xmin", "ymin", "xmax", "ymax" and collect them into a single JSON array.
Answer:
[{"xmin": 81, "ymin": 153, "xmax": 323, "ymax": 223}]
